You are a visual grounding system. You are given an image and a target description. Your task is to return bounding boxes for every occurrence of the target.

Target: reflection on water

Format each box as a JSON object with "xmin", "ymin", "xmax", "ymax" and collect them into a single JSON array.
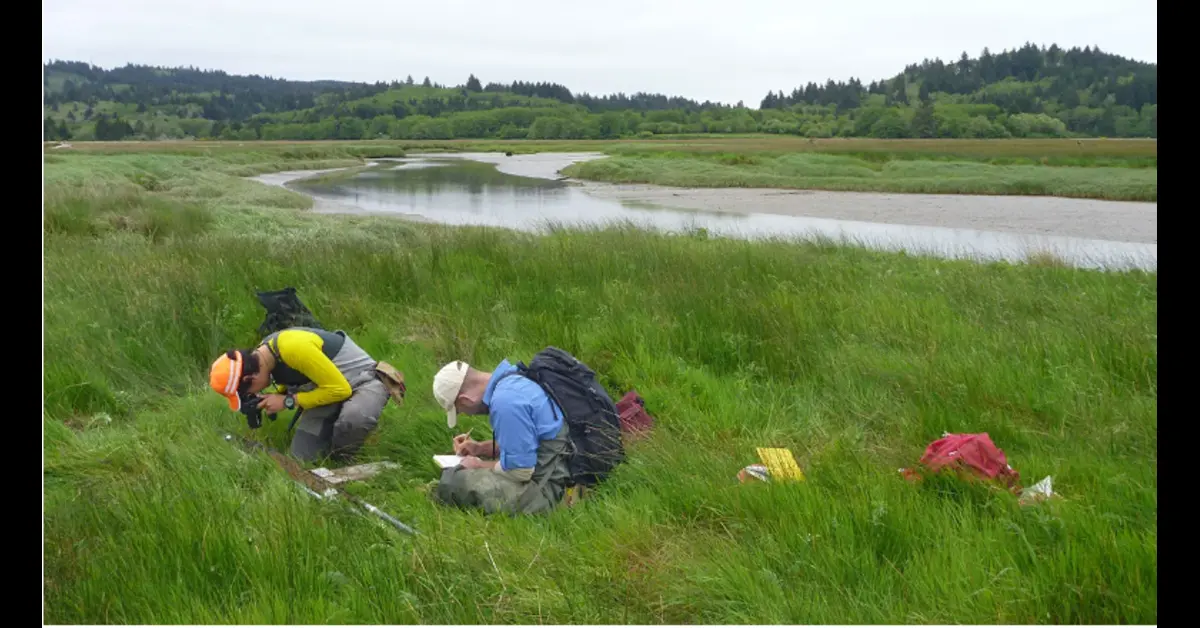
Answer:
[{"xmin": 289, "ymin": 159, "xmax": 1156, "ymax": 272}]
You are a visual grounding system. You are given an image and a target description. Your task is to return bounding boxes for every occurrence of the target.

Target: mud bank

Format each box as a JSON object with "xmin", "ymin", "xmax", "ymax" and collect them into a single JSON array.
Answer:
[{"xmin": 567, "ymin": 182, "xmax": 1157, "ymax": 245}]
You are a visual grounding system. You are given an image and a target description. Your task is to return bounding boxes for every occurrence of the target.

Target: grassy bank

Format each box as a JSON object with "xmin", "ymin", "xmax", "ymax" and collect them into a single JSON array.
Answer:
[
  {"xmin": 42, "ymin": 148, "xmax": 1156, "ymax": 623},
  {"xmin": 561, "ymin": 151, "xmax": 1157, "ymax": 201},
  {"xmin": 51, "ymin": 136, "xmax": 1158, "ymax": 201},
  {"xmin": 50, "ymin": 136, "xmax": 1159, "ymax": 162}
]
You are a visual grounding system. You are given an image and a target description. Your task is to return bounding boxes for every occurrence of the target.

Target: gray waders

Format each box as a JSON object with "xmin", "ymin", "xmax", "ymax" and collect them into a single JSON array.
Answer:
[
  {"xmin": 288, "ymin": 367, "xmax": 390, "ymax": 463},
  {"xmin": 433, "ymin": 421, "xmax": 572, "ymax": 515}
]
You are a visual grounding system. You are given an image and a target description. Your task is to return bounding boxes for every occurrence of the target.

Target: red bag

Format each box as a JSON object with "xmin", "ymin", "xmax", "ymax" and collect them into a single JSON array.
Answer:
[
  {"xmin": 615, "ymin": 390, "xmax": 654, "ymax": 435},
  {"xmin": 905, "ymin": 432, "xmax": 1021, "ymax": 490}
]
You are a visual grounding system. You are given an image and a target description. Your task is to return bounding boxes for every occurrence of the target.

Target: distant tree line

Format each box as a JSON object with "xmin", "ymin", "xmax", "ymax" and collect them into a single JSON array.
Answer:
[
  {"xmin": 481, "ymin": 79, "xmax": 731, "ymax": 112},
  {"xmin": 764, "ymin": 44, "xmax": 1155, "ymax": 109},
  {"xmin": 759, "ymin": 44, "xmax": 1156, "ymax": 137},
  {"xmin": 42, "ymin": 60, "xmax": 391, "ymax": 122},
  {"xmin": 42, "ymin": 43, "xmax": 1157, "ymax": 142}
]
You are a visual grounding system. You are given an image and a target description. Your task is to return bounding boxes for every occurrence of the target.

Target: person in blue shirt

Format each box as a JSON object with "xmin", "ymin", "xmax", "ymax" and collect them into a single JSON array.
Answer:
[{"xmin": 430, "ymin": 358, "xmax": 572, "ymax": 515}]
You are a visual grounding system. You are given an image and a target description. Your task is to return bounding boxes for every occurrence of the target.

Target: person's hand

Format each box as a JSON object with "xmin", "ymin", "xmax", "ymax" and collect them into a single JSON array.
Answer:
[
  {"xmin": 460, "ymin": 440, "xmax": 489, "ymax": 457},
  {"xmin": 458, "ymin": 456, "xmax": 492, "ymax": 470},
  {"xmin": 256, "ymin": 394, "xmax": 287, "ymax": 414},
  {"xmin": 452, "ymin": 433, "xmax": 473, "ymax": 456}
]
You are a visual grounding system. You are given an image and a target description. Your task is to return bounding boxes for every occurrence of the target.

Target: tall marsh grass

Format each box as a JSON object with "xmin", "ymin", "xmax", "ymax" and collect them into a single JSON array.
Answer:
[{"xmin": 42, "ymin": 147, "xmax": 1157, "ymax": 624}]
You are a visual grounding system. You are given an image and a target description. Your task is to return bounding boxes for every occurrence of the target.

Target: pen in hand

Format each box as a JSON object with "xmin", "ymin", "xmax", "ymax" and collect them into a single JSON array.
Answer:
[{"xmin": 453, "ymin": 427, "xmax": 474, "ymax": 455}]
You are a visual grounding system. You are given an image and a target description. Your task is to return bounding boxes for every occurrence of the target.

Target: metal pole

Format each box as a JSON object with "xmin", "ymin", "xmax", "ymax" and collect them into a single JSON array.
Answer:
[{"xmin": 221, "ymin": 431, "xmax": 417, "ymax": 536}]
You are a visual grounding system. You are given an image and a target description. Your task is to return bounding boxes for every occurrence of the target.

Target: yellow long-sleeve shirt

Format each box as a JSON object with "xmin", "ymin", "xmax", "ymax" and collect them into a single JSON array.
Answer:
[{"xmin": 265, "ymin": 328, "xmax": 374, "ymax": 409}]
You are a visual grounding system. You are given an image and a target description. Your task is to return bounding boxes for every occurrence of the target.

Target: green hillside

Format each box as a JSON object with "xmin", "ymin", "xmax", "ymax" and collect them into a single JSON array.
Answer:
[{"xmin": 43, "ymin": 43, "xmax": 1156, "ymax": 142}]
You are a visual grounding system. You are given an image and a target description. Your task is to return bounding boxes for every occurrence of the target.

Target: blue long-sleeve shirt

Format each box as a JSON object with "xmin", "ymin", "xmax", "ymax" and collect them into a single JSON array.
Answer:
[{"xmin": 484, "ymin": 359, "xmax": 564, "ymax": 471}]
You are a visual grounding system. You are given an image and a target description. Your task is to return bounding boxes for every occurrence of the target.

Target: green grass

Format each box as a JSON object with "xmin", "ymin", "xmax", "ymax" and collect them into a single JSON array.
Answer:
[
  {"xmin": 561, "ymin": 151, "xmax": 1158, "ymax": 201},
  {"xmin": 53, "ymin": 137, "xmax": 1157, "ymax": 200},
  {"xmin": 55, "ymin": 136, "xmax": 1160, "ymax": 160},
  {"xmin": 42, "ymin": 147, "xmax": 1157, "ymax": 624}
]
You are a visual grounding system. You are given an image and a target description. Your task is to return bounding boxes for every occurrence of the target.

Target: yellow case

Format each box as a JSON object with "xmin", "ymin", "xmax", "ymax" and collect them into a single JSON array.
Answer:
[{"xmin": 756, "ymin": 447, "xmax": 805, "ymax": 482}]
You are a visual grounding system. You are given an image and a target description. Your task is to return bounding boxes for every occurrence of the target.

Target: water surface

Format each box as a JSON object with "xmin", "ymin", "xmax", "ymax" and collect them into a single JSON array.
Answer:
[{"xmin": 283, "ymin": 156, "xmax": 1156, "ymax": 271}]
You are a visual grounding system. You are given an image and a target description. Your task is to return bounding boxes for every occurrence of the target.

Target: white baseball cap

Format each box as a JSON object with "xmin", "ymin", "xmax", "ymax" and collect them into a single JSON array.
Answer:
[{"xmin": 432, "ymin": 360, "xmax": 469, "ymax": 428}]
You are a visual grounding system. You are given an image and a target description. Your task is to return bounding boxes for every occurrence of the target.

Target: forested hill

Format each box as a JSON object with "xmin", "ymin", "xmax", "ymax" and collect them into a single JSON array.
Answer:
[
  {"xmin": 761, "ymin": 43, "xmax": 1156, "ymax": 138},
  {"xmin": 43, "ymin": 43, "xmax": 1156, "ymax": 142}
]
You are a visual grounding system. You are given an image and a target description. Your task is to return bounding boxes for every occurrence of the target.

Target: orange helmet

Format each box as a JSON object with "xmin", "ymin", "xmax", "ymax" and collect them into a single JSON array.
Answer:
[{"xmin": 210, "ymin": 350, "xmax": 246, "ymax": 410}]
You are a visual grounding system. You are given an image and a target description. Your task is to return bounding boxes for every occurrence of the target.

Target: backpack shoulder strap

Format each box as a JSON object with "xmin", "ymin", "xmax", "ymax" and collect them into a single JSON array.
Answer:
[
  {"xmin": 494, "ymin": 367, "xmax": 567, "ymax": 423},
  {"xmin": 265, "ymin": 334, "xmax": 284, "ymax": 362}
]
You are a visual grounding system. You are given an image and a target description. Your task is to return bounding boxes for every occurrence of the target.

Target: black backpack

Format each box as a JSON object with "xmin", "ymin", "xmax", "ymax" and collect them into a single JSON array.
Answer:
[
  {"xmin": 510, "ymin": 347, "xmax": 625, "ymax": 488},
  {"xmin": 255, "ymin": 287, "xmax": 324, "ymax": 337}
]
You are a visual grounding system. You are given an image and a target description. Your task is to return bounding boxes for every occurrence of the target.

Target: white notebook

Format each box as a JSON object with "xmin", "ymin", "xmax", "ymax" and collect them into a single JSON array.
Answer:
[{"xmin": 432, "ymin": 454, "xmax": 463, "ymax": 469}]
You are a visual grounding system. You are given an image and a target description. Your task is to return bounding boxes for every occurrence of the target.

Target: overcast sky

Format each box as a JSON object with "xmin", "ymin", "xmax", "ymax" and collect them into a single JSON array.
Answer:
[{"xmin": 42, "ymin": 0, "xmax": 1156, "ymax": 105}]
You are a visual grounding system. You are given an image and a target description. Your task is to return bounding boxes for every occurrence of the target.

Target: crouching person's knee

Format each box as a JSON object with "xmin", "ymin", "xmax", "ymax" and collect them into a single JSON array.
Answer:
[
  {"xmin": 432, "ymin": 467, "xmax": 515, "ymax": 514},
  {"xmin": 330, "ymin": 411, "xmax": 380, "ymax": 460},
  {"xmin": 433, "ymin": 468, "xmax": 467, "ymax": 507},
  {"xmin": 290, "ymin": 429, "xmax": 330, "ymax": 463}
]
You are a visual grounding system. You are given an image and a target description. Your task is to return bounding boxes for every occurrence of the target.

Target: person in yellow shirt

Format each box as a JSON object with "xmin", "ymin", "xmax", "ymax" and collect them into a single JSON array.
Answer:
[{"xmin": 209, "ymin": 326, "xmax": 398, "ymax": 462}]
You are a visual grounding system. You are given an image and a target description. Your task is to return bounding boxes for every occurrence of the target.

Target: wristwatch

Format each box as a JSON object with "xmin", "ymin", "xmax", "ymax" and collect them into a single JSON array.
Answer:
[{"xmin": 284, "ymin": 394, "xmax": 296, "ymax": 410}]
